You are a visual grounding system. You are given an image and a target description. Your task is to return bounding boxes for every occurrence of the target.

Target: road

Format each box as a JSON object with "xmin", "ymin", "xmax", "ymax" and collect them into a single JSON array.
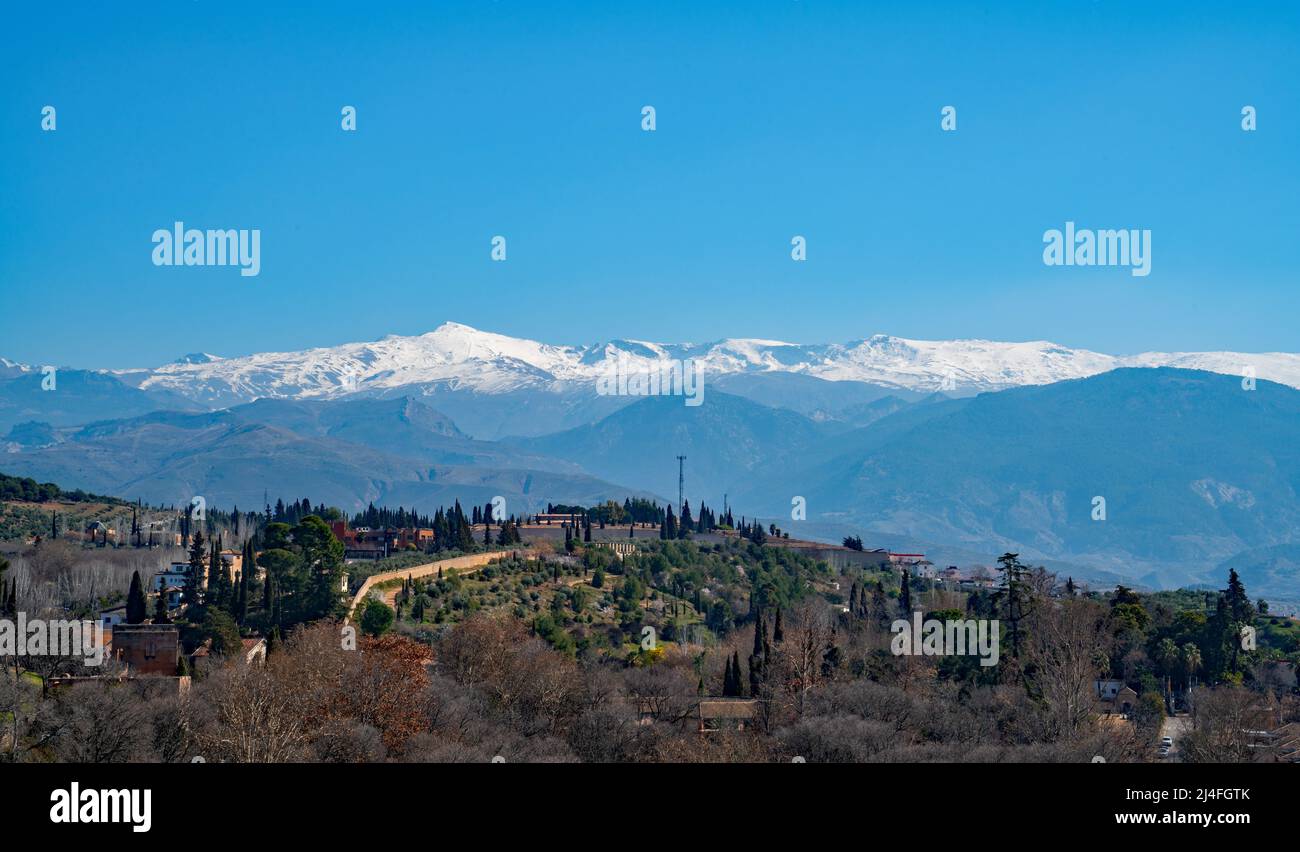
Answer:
[
  {"xmin": 1159, "ymin": 713, "xmax": 1192, "ymax": 761},
  {"xmin": 345, "ymin": 549, "xmax": 533, "ymax": 622}
]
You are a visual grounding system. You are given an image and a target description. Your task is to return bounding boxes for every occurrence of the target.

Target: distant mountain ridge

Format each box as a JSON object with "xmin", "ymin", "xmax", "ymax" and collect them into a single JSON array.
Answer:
[
  {"xmin": 1, "ymin": 397, "xmax": 648, "ymax": 513},
  {"xmin": 7, "ymin": 321, "xmax": 1291, "ymax": 408}
]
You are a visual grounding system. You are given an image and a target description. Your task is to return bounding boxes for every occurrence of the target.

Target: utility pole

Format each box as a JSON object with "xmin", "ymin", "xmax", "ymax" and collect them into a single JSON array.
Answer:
[{"xmin": 676, "ymin": 455, "xmax": 686, "ymax": 516}]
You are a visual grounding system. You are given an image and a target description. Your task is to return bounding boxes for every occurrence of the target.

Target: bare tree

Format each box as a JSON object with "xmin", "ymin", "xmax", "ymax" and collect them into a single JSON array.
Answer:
[{"xmin": 1025, "ymin": 598, "xmax": 1110, "ymax": 739}]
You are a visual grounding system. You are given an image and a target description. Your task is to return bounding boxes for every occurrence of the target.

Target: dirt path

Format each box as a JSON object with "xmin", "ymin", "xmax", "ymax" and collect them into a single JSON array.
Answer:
[{"xmin": 345, "ymin": 549, "xmax": 532, "ymax": 622}]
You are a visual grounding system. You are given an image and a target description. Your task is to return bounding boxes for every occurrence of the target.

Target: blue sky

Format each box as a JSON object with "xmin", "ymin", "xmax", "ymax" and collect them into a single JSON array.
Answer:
[{"xmin": 2, "ymin": 0, "xmax": 1297, "ymax": 368}]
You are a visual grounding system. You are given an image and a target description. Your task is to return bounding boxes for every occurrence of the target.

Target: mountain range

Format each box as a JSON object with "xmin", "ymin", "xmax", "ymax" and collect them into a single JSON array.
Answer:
[
  {"xmin": 4, "ymin": 323, "xmax": 1299, "ymax": 599},
  {"xmin": 8, "ymin": 322, "xmax": 1300, "ymax": 431}
]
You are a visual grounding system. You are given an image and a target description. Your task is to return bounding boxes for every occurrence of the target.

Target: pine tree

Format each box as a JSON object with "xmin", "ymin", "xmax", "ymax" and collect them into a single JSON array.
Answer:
[{"xmin": 994, "ymin": 553, "xmax": 1030, "ymax": 660}]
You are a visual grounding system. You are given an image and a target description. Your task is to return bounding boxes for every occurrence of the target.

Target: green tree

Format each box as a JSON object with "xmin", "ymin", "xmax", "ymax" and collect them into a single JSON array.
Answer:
[
  {"xmin": 994, "ymin": 553, "xmax": 1031, "ymax": 660},
  {"xmin": 292, "ymin": 515, "xmax": 346, "ymax": 624},
  {"xmin": 152, "ymin": 590, "xmax": 170, "ymax": 624},
  {"xmin": 126, "ymin": 570, "xmax": 147, "ymax": 624},
  {"xmin": 359, "ymin": 599, "xmax": 395, "ymax": 637},
  {"xmin": 183, "ymin": 530, "xmax": 206, "ymax": 609},
  {"xmin": 196, "ymin": 608, "xmax": 241, "ymax": 657}
]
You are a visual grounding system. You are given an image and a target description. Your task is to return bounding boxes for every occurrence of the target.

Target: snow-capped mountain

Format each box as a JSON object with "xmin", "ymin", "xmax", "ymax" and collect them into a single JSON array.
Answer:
[
  {"xmin": 0, "ymin": 357, "xmax": 32, "ymax": 379},
  {"xmin": 106, "ymin": 321, "xmax": 1300, "ymax": 405}
]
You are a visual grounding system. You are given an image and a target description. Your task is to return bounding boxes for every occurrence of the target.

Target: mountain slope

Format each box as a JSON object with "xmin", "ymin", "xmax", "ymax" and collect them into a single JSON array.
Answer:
[
  {"xmin": 516, "ymin": 391, "xmax": 830, "ymax": 504},
  {"xmin": 0, "ymin": 369, "xmax": 195, "ymax": 432},
  {"xmin": 733, "ymin": 368, "xmax": 1300, "ymax": 594},
  {"xmin": 0, "ymin": 405, "xmax": 646, "ymax": 513}
]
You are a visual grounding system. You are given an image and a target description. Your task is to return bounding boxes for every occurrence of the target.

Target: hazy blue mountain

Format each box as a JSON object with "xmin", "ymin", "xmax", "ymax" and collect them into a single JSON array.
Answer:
[
  {"xmin": 368, "ymin": 384, "xmax": 636, "ymax": 440},
  {"xmin": 4, "ymin": 420, "xmax": 60, "ymax": 448},
  {"xmin": 225, "ymin": 396, "xmax": 584, "ymax": 472},
  {"xmin": 735, "ymin": 368, "xmax": 1300, "ymax": 593},
  {"xmin": 712, "ymin": 372, "xmax": 923, "ymax": 427},
  {"xmin": 1, "ymin": 404, "xmax": 646, "ymax": 513},
  {"xmin": 515, "ymin": 391, "xmax": 830, "ymax": 506},
  {"xmin": 1218, "ymin": 544, "xmax": 1300, "ymax": 602},
  {"xmin": 0, "ymin": 369, "xmax": 194, "ymax": 432}
]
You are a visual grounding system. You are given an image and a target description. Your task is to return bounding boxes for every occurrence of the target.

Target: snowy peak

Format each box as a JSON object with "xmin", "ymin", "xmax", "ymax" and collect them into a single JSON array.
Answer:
[
  {"xmin": 80, "ymin": 321, "xmax": 1300, "ymax": 405},
  {"xmin": 174, "ymin": 352, "xmax": 222, "ymax": 365}
]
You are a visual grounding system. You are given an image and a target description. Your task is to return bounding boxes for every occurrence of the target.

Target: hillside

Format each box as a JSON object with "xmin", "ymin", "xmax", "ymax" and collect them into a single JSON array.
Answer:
[
  {"xmin": 516, "ymin": 391, "xmax": 830, "ymax": 503},
  {"xmin": 0, "ymin": 406, "xmax": 651, "ymax": 513},
  {"xmin": 736, "ymin": 368, "xmax": 1300, "ymax": 596}
]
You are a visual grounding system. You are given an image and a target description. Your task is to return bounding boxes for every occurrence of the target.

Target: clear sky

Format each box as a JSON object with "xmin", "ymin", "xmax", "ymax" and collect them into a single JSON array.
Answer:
[{"xmin": 2, "ymin": 0, "xmax": 1297, "ymax": 368}]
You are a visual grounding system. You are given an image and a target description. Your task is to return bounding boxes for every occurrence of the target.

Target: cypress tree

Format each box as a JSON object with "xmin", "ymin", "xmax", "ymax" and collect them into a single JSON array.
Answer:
[
  {"xmin": 183, "ymin": 530, "xmax": 206, "ymax": 608},
  {"xmin": 773, "ymin": 607, "xmax": 784, "ymax": 642},
  {"xmin": 152, "ymin": 589, "xmax": 170, "ymax": 623},
  {"xmin": 126, "ymin": 571, "xmax": 147, "ymax": 624}
]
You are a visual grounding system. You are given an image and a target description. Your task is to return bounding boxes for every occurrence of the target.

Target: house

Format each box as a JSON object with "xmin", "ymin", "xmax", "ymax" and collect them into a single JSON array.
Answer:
[
  {"xmin": 911, "ymin": 560, "xmax": 937, "ymax": 579},
  {"xmin": 84, "ymin": 521, "xmax": 116, "ymax": 546},
  {"xmin": 1095, "ymin": 679, "xmax": 1137, "ymax": 714},
  {"xmin": 241, "ymin": 637, "xmax": 267, "ymax": 665},
  {"xmin": 1255, "ymin": 723, "xmax": 1300, "ymax": 762},
  {"xmin": 160, "ymin": 584, "xmax": 185, "ymax": 611},
  {"xmin": 1095, "ymin": 679, "xmax": 1124, "ymax": 701},
  {"xmin": 889, "ymin": 552, "xmax": 926, "ymax": 567},
  {"xmin": 98, "ymin": 604, "xmax": 128, "ymax": 630},
  {"xmin": 534, "ymin": 513, "xmax": 583, "ymax": 525},
  {"xmin": 153, "ymin": 562, "xmax": 198, "ymax": 593},
  {"xmin": 110, "ymin": 624, "xmax": 180, "ymax": 676},
  {"xmin": 339, "ymin": 525, "xmax": 435, "ymax": 559},
  {"xmin": 698, "ymin": 698, "xmax": 759, "ymax": 732},
  {"xmin": 190, "ymin": 636, "xmax": 268, "ymax": 668},
  {"xmin": 219, "ymin": 549, "xmax": 245, "ymax": 581}
]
